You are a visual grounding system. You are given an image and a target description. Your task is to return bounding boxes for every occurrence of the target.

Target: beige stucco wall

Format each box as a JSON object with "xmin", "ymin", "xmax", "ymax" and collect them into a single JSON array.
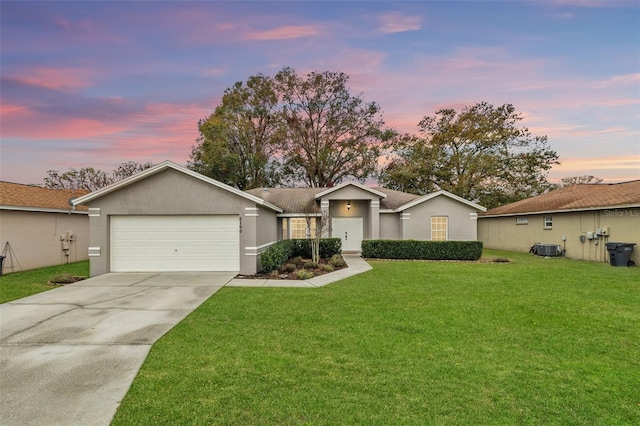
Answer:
[
  {"xmin": 401, "ymin": 195, "xmax": 480, "ymax": 240},
  {"xmin": 85, "ymin": 168, "xmax": 267, "ymax": 276},
  {"xmin": 478, "ymin": 207, "xmax": 640, "ymax": 265},
  {"xmin": 0, "ymin": 209, "xmax": 89, "ymax": 273}
]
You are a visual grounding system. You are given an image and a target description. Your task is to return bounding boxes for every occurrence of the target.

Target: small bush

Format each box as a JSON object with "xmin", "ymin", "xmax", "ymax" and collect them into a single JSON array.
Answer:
[
  {"xmin": 291, "ymin": 256, "xmax": 304, "ymax": 267},
  {"xmin": 296, "ymin": 269, "xmax": 314, "ymax": 280},
  {"xmin": 321, "ymin": 264, "xmax": 334, "ymax": 273},
  {"xmin": 362, "ymin": 240, "xmax": 483, "ymax": 261},
  {"xmin": 319, "ymin": 238, "xmax": 342, "ymax": 258},
  {"xmin": 303, "ymin": 260, "xmax": 319, "ymax": 269},
  {"xmin": 328, "ymin": 254, "xmax": 347, "ymax": 268},
  {"xmin": 281, "ymin": 263, "xmax": 297, "ymax": 273},
  {"xmin": 48, "ymin": 274, "xmax": 86, "ymax": 286},
  {"xmin": 260, "ymin": 240, "xmax": 295, "ymax": 272}
]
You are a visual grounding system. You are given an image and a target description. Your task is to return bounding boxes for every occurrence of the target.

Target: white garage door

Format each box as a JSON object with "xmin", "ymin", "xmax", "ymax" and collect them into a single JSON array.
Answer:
[{"xmin": 111, "ymin": 215, "xmax": 239, "ymax": 272}]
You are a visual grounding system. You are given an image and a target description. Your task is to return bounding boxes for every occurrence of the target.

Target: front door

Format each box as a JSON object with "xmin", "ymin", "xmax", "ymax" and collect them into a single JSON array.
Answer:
[{"xmin": 332, "ymin": 217, "xmax": 363, "ymax": 252}]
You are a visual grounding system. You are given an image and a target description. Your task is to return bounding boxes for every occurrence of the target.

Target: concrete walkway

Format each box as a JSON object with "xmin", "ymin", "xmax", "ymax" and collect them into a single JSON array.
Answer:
[
  {"xmin": 0, "ymin": 255, "xmax": 371, "ymax": 425},
  {"xmin": 227, "ymin": 254, "xmax": 372, "ymax": 288}
]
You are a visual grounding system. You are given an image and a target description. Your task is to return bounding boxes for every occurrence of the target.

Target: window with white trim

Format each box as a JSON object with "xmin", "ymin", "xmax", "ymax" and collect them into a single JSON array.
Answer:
[
  {"xmin": 431, "ymin": 216, "xmax": 448, "ymax": 241},
  {"xmin": 544, "ymin": 216, "xmax": 553, "ymax": 229},
  {"xmin": 290, "ymin": 218, "xmax": 316, "ymax": 239}
]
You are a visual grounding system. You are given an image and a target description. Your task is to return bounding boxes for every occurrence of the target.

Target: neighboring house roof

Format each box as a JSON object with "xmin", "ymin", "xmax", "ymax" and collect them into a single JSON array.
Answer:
[
  {"xmin": 72, "ymin": 161, "xmax": 283, "ymax": 212},
  {"xmin": 0, "ymin": 181, "xmax": 89, "ymax": 213},
  {"xmin": 246, "ymin": 185, "xmax": 486, "ymax": 213},
  {"xmin": 482, "ymin": 180, "xmax": 640, "ymax": 217}
]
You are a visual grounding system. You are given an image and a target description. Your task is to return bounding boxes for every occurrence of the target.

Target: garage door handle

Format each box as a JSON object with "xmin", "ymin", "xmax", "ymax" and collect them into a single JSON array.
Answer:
[{"xmin": 345, "ymin": 232, "xmax": 348, "ymax": 241}]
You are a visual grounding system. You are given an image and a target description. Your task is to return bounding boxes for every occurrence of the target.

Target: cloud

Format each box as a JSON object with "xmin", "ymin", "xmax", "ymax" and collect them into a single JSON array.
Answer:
[
  {"xmin": 3, "ymin": 67, "xmax": 95, "ymax": 92},
  {"xmin": 377, "ymin": 12, "xmax": 421, "ymax": 33},
  {"xmin": 246, "ymin": 24, "xmax": 323, "ymax": 41}
]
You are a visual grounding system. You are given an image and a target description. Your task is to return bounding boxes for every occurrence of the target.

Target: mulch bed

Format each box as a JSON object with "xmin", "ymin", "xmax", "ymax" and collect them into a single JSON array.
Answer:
[
  {"xmin": 48, "ymin": 274, "xmax": 88, "ymax": 286},
  {"xmin": 236, "ymin": 258, "xmax": 347, "ymax": 280}
]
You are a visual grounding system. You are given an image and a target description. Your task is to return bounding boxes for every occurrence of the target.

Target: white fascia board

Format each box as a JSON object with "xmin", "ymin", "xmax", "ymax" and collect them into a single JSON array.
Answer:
[
  {"xmin": 314, "ymin": 181, "xmax": 387, "ymax": 199},
  {"xmin": 72, "ymin": 160, "xmax": 283, "ymax": 213},
  {"xmin": 395, "ymin": 190, "xmax": 487, "ymax": 212},
  {"xmin": 0, "ymin": 205, "xmax": 89, "ymax": 214}
]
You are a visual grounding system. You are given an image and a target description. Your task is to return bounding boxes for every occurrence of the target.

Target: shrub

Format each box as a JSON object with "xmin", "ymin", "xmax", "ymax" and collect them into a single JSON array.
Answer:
[
  {"xmin": 48, "ymin": 274, "xmax": 86, "ymax": 286},
  {"xmin": 260, "ymin": 240, "xmax": 294, "ymax": 272},
  {"xmin": 321, "ymin": 264, "xmax": 334, "ymax": 273},
  {"xmin": 303, "ymin": 260, "xmax": 319, "ymax": 269},
  {"xmin": 281, "ymin": 263, "xmax": 297, "ymax": 273},
  {"xmin": 319, "ymin": 238, "xmax": 342, "ymax": 259},
  {"xmin": 328, "ymin": 254, "xmax": 347, "ymax": 268},
  {"xmin": 296, "ymin": 269, "xmax": 314, "ymax": 280},
  {"xmin": 362, "ymin": 240, "xmax": 483, "ymax": 261},
  {"xmin": 290, "ymin": 238, "xmax": 342, "ymax": 259}
]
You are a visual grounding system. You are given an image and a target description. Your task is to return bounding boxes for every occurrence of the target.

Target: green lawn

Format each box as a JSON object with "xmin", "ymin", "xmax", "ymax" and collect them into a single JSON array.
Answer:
[
  {"xmin": 0, "ymin": 261, "xmax": 89, "ymax": 303},
  {"xmin": 112, "ymin": 250, "xmax": 640, "ymax": 425}
]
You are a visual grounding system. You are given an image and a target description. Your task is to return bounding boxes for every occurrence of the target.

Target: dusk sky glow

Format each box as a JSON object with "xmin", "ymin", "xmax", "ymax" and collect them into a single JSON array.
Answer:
[{"xmin": 1, "ymin": 0, "xmax": 639, "ymax": 186}]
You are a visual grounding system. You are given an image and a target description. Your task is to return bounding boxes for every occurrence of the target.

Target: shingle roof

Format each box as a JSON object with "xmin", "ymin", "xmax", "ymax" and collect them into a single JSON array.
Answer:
[
  {"xmin": 482, "ymin": 180, "xmax": 640, "ymax": 216},
  {"xmin": 0, "ymin": 181, "xmax": 89, "ymax": 212},
  {"xmin": 245, "ymin": 187, "xmax": 323, "ymax": 213},
  {"xmin": 372, "ymin": 187, "xmax": 421, "ymax": 210},
  {"xmin": 245, "ymin": 185, "xmax": 422, "ymax": 212}
]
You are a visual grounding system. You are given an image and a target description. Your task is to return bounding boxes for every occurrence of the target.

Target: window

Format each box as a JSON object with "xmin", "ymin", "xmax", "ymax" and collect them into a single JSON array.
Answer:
[
  {"xmin": 431, "ymin": 216, "xmax": 448, "ymax": 241},
  {"xmin": 516, "ymin": 217, "xmax": 529, "ymax": 225},
  {"xmin": 282, "ymin": 218, "xmax": 288, "ymax": 239},
  {"xmin": 544, "ymin": 216, "xmax": 553, "ymax": 229},
  {"xmin": 290, "ymin": 218, "xmax": 316, "ymax": 239}
]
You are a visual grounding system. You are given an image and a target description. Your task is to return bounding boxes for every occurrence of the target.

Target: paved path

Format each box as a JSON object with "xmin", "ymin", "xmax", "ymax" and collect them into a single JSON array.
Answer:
[
  {"xmin": 0, "ymin": 255, "xmax": 371, "ymax": 425},
  {"xmin": 226, "ymin": 254, "xmax": 372, "ymax": 287}
]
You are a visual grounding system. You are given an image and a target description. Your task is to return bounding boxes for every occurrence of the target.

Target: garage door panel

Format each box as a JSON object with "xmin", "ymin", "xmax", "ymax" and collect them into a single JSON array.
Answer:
[{"xmin": 111, "ymin": 215, "xmax": 239, "ymax": 272}]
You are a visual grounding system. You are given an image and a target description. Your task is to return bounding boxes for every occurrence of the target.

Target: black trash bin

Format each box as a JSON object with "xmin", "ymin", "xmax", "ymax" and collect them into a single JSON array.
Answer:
[
  {"xmin": 0, "ymin": 255, "xmax": 4, "ymax": 276},
  {"xmin": 605, "ymin": 242, "xmax": 636, "ymax": 266}
]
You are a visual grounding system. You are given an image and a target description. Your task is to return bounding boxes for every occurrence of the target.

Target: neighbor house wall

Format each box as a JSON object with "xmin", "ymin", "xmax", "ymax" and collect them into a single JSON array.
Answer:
[
  {"xmin": 85, "ymin": 168, "xmax": 260, "ymax": 276},
  {"xmin": 478, "ymin": 207, "xmax": 640, "ymax": 265},
  {"xmin": 0, "ymin": 210, "xmax": 89, "ymax": 273},
  {"xmin": 401, "ymin": 195, "xmax": 479, "ymax": 240}
]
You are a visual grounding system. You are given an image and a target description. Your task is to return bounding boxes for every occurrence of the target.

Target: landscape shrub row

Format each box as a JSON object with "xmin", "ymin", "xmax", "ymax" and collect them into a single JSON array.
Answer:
[
  {"xmin": 260, "ymin": 238, "xmax": 342, "ymax": 272},
  {"xmin": 362, "ymin": 240, "xmax": 483, "ymax": 261},
  {"xmin": 291, "ymin": 238, "xmax": 342, "ymax": 259}
]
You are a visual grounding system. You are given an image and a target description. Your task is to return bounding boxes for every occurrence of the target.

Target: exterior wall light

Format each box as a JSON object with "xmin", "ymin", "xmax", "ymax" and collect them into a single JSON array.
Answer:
[{"xmin": 347, "ymin": 201, "xmax": 351, "ymax": 210}]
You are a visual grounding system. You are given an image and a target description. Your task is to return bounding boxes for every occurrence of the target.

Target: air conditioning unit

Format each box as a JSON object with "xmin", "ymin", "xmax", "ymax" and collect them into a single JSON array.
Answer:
[{"xmin": 536, "ymin": 244, "xmax": 562, "ymax": 257}]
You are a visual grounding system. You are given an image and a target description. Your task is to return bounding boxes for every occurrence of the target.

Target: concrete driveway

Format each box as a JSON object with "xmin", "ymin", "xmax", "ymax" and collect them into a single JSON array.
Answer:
[{"xmin": 0, "ymin": 272, "xmax": 235, "ymax": 426}]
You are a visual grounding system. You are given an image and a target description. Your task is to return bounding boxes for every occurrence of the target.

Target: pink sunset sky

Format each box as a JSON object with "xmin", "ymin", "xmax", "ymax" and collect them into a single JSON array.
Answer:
[{"xmin": 1, "ymin": 0, "xmax": 639, "ymax": 185}]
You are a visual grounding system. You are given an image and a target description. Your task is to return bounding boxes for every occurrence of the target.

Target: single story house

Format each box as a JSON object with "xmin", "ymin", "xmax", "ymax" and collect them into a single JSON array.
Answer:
[
  {"xmin": 478, "ymin": 180, "xmax": 640, "ymax": 265},
  {"xmin": 0, "ymin": 182, "xmax": 89, "ymax": 273},
  {"xmin": 73, "ymin": 161, "xmax": 485, "ymax": 277}
]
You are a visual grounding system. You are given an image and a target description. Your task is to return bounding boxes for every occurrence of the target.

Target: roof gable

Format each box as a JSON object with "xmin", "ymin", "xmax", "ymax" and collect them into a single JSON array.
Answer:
[
  {"xmin": 392, "ymin": 190, "xmax": 486, "ymax": 212},
  {"xmin": 71, "ymin": 161, "xmax": 283, "ymax": 212},
  {"xmin": 0, "ymin": 181, "xmax": 89, "ymax": 213},
  {"xmin": 483, "ymin": 180, "xmax": 640, "ymax": 216},
  {"xmin": 314, "ymin": 182, "xmax": 387, "ymax": 199}
]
